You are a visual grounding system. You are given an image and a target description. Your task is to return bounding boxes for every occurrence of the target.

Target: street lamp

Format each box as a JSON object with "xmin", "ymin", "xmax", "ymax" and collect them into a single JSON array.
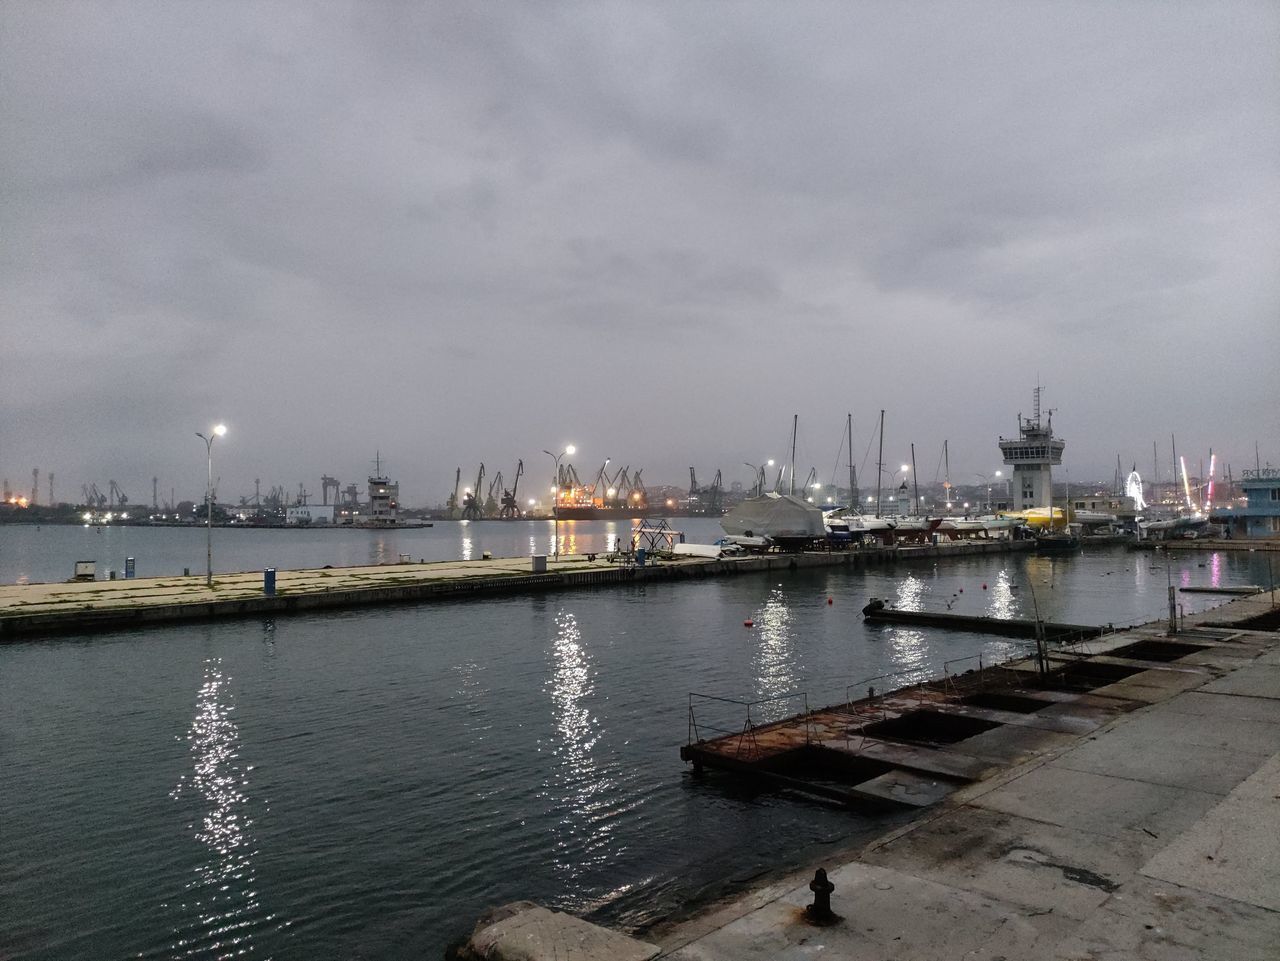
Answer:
[
  {"xmin": 543, "ymin": 444, "xmax": 575, "ymax": 560},
  {"xmin": 195, "ymin": 423, "xmax": 227, "ymax": 587},
  {"xmin": 977, "ymin": 473, "xmax": 992, "ymax": 512}
]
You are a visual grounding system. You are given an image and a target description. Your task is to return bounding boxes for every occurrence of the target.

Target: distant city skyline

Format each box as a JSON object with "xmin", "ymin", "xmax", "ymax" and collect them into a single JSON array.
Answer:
[{"xmin": 3, "ymin": 3, "xmax": 1277, "ymax": 506}]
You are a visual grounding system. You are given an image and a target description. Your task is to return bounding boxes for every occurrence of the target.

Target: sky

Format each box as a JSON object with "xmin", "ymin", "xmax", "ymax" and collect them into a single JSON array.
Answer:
[{"xmin": 2, "ymin": 1, "xmax": 1277, "ymax": 508}]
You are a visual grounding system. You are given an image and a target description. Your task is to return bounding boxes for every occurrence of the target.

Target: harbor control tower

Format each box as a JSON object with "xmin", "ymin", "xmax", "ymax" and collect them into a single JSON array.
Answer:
[{"xmin": 998, "ymin": 388, "xmax": 1064, "ymax": 511}]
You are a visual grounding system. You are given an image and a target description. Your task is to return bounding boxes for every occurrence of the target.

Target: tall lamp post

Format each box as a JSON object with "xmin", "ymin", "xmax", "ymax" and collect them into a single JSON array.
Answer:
[
  {"xmin": 543, "ymin": 444, "xmax": 575, "ymax": 560},
  {"xmin": 977, "ymin": 473, "xmax": 992, "ymax": 511},
  {"xmin": 196, "ymin": 423, "xmax": 227, "ymax": 587}
]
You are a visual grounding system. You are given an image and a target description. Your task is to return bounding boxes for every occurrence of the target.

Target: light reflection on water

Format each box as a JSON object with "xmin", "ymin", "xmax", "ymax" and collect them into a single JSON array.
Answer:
[
  {"xmin": 987, "ymin": 568, "xmax": 1015, "ymax": 619},
  {"xmin": 895, "ymin": 574, "xmax": 926, "ymax": 611},
  {"xmin": 169, "ymin": 658, "xmax": 275, "ymax": 958},
  {"xmin": 752, "ymin": 587, "xmax": 801, "ymax": 720},
  {"xmin": 884, "ymin": 627, "xmax": 929, "ymax": 680},
  {"xmin": 544, "ymin": 611, "xmax": 623, "ymax": 882},
  {"xmin": 461, "ymin": 531, "xmax": 473, "ymax": 561}
]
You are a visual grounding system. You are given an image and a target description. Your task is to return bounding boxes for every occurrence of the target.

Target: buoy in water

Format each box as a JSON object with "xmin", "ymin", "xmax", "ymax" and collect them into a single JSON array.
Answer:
[
  {"xmin": 827, "ymin": 597, "xmax": 833, "ymax": 605},
  {"xmin": 982, "ymin": 583, "xmax": 987, "ymax": 590},
  {"xmin": 744, "ymin": 619, "xmax": 754, "ymax": 627}
]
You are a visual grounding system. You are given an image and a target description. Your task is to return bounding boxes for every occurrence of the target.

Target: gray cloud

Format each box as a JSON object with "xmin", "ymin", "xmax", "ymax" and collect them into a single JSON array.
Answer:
[{"xmin": 2, "ymin": 1, "xmax": 1277, "ymax": 506}]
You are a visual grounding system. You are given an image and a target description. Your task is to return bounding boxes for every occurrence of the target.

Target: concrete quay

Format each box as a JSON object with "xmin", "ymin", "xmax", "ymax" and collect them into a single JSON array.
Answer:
[
  {"xmin": 459, "ymin": 593, "xmax": 1280, "ymax": 961},
  {"xmin": 0, "ymin": 539, "xmax": 1023, "ymax": 640}
]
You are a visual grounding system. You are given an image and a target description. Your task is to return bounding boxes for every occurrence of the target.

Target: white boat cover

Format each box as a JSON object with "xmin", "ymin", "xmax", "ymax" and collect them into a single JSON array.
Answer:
[{"xmin": 721, "ymin": 494, "xmax": 826, "ymax": 539}]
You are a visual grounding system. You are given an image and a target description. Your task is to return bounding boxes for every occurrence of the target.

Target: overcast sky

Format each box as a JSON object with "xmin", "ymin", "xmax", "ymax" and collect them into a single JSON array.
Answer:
[{"xmin": 3, "ymin": 1, "xmax": 1277, "ymax": 507}]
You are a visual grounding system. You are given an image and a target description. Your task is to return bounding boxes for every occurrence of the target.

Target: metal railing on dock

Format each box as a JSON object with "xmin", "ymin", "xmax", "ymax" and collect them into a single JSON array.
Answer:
[{"xmin": 687, "ymin": 691, "xmax": 814, "ymax": 761}]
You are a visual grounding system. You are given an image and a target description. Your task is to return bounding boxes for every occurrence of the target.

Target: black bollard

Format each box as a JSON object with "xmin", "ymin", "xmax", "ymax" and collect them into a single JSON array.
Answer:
[{"xmin": 806, "ymin": 867, "xmax": 835, "ymax": 923}]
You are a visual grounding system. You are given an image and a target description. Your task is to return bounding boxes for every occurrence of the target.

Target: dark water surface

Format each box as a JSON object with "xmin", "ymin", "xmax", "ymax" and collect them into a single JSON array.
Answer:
[{"xmin": 1, "ymin": 528, "xmax": 1273, "ymax": 958}]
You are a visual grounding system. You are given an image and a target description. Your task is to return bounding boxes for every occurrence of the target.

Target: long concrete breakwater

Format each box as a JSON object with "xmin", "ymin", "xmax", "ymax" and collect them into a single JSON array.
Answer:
[{"xmin": 0, "ymin": 539, "xmax": 1028, "ymax": 640}]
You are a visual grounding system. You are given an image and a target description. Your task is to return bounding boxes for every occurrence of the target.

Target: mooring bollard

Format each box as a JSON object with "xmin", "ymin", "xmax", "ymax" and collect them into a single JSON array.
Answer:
[{"xmin": 807, "ymin": 868, "xmax": 835, "ymax": 923}]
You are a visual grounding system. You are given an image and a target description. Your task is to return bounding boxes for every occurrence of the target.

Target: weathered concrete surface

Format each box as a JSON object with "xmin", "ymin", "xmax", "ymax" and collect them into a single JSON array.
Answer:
[
  {"xmin": 0, "ymin": 539, "xmax": 1028, "ymax": 638},
  {"xmin": 654, "ymin": 599, "xmax": 1280, "ymax": 960},
  {"xmin": 461, "ymin": 902, "xmax": 659, "ymax": 961}
]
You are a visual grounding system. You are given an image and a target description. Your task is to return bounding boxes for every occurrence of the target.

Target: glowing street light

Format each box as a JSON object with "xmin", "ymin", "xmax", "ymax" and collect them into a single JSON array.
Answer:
[
  {"xmin": 195, "ymin": 423, "xmax": 227, "ymax": 587},
  {"xmin": 543, "ymin": 444, "xmax": 576, "ymax": 560}
]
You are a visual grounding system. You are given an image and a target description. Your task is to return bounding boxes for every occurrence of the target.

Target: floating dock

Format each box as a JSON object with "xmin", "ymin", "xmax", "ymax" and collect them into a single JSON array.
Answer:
[
  {"xmin": 860, "ymin": 602, "xmax": 1109, "ymax": 642},
  {"xmin": 681, "ymin": 626, "xmax": 1258, "ymax": 811},
  {"xmin": 1179, "ymin": 585, "xmax": 1263, "ymax": 595}
]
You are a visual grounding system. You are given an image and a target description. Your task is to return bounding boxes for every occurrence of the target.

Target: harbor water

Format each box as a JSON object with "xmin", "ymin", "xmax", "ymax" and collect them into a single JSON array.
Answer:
[{"xmin": 1, "ymin": 523, "xmax": 1274, "ymax": 958}]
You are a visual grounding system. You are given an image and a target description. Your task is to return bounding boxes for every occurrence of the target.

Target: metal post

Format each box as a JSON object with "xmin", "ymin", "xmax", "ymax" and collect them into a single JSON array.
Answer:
[
  {"xmin": 205, "ymin": 437, "xmax": 213, "ymax": 585},
  {"xmin": 543, "ymin": 445, "xmax": 574, "ymax": 560},
  {"xmin": 196, "ymin": 424, "xmax": 226, "ymax": 588}
]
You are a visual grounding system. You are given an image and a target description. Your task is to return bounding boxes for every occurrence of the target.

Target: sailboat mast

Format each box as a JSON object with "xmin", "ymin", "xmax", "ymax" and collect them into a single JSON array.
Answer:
[
  {"xmin": 789, "ymin": 414, "xmax": 797, "ymax": 496},
  {"xmin": 910, "ymin": 443, "xmax": 920, "ymax": 516},
  {"xmin": 846, "ymin": 413, "xmax": 857, "ymax": 509},
  {"xmin": 943, "ymin": 439, "xmax": 951, "ymax": 510},
  {"xmin": 875, "ymin": 410, "xmax": 885, "ymax": 517}
]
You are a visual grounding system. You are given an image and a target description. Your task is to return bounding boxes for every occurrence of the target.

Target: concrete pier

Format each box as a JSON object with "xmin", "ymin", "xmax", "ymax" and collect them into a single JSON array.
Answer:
[
  {"xmin": 0, "ymin": 539, "xmax": 1025, "ymax": 640},
  {"xmin": 460, "ymin": 592, "xmax": 1280, "ymax": 960}
]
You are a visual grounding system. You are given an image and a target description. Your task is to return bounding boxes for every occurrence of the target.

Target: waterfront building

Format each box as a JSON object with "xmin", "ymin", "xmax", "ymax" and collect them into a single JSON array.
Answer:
[
  {"xmin": 1213, "ymin": 467, "xmax": 1280, "ymax": 538},
  {"xmin": 367, "ymin": 469, "xmax": 399, "ymax": 524},
  {"xmin": 998, "ymin": 389, "xmax": 1064, "ymax": 511}
]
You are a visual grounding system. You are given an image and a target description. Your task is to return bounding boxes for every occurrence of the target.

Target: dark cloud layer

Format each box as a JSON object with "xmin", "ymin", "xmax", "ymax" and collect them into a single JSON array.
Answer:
[{"xmin": 3, "ymin": 1, "xmax": 1277, "ymax": 506}]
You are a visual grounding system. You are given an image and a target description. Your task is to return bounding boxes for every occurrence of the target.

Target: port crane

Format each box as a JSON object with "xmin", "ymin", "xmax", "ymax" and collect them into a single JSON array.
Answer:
[
  {"xmin": 485, "ymin": 471, "xmax": 503, "ymax": 517},
  {"xmin": 689, "ymin": 468, "xmax": 723, "ymax": 515},
  {"xmin": 447, "ymin": 468, "xmax": 461, "ymax": 516},
  {"xmin": 108, "ymin": 480, "xmax": 128, "ymax": 508},
  {"xmin": 82, "ymin": 483, "xmax": 107, "ymax": 509},
  {"xmin": 499, "ymin": 459, "xmax": 523, "ymax": 518},
  {"xmin": 461, "ymin": 464, "xmax": 485, "ymax": 520},
  {"xmin": 321, "ymin": 475, "xmax": 339, "ymax": 506},
  {"xmin": 591, "ymin": 461, "xmax": 629, "ymax": 508},
  {"xmin": 614, "ymin": 467, "xmax": 648, "ymax": 511}
]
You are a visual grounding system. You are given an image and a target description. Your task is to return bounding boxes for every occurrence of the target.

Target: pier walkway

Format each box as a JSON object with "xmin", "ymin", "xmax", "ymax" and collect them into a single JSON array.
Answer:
[{"xmin": 0, "ymin": 539, "xmax": 1022, "ymax": 640}]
